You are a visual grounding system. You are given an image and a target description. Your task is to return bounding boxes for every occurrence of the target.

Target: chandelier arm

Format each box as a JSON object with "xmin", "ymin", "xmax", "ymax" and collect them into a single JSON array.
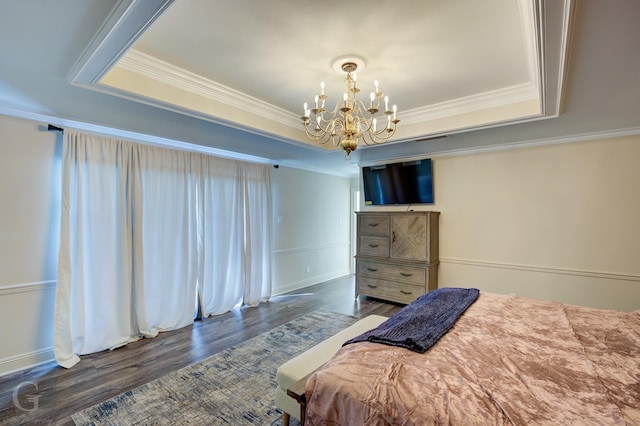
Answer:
[
  {"xmin": 352, "ymin": 100, "xmax": 374, "ymax": 132},
  {"xmin": 351, "ymin": 99, "xmax": 395, "ymax": 145},
  {"xmin": 314, "ymin": 103, "xmax": 345, "ymax": 129},
  {"xmin": 320, "ymin": 102, "xmax": 344, "ymax": 120},
  {"xmin": 360, "ymin": 127, "xmax": 393, "ymax": 145},
  {"xmin": 360, "ymin": 130, "xmax": 378, "ymax": 146},
  {"xmin": 303, "ymin": 103, "xmax": 341, "ymax": 135},
  {"xmin": 303, "ymin": 123, "xmax": 340, "ymax": 146},
  {"xmin": 300, "ymin": 59, "xmax": 400, "ymax": 157},
  {"xmin": 311, "ymin": 117, "xmax": 335, "ymax": 136},
  {"xmin": 304, "ymin": 107, "xmax": 352, "ymax": 148},
  {"xmin": 359, "ymin": 115, "xmax": 399, "ymax": 145}
]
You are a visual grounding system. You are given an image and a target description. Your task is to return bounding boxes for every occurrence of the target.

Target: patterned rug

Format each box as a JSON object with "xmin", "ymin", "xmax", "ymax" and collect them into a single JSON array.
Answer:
[{"xmin": 71, "ymin": 310, "xmax": 358, "ymax": 426}]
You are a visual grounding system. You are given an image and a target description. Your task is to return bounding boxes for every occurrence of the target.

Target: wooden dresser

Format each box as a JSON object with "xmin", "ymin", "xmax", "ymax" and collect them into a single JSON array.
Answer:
[{"xmin": 355, "ymin": 211, "xmax": 439, "ymax": 304}]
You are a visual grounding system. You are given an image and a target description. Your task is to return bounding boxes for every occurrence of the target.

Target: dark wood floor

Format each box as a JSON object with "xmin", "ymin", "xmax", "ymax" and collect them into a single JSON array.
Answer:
[{"xmin": 0, "ymin": 275, "xmax": 402, "ymax": 425}]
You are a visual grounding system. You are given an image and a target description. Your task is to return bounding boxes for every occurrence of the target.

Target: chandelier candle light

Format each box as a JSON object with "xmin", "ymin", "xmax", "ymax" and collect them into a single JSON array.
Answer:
[{"xmin": 301, "ymin": 60, "xmax": 400, "ymax": 158}]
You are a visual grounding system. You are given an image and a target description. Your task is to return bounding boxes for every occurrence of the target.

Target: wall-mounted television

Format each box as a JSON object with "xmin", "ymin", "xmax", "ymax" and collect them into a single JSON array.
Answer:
[{"xmin": 362, "ymin": 158, "xmax": 434, "ymax": 205}]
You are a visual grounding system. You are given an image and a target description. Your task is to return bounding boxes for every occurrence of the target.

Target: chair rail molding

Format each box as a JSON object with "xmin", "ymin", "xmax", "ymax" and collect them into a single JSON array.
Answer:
[
  {"xmin": 0, "ymin": 280, "xmax": 57, "ymax": 295},
  {"xmin": 272, "ymin": 240, "xmax": 350, "ymax": 255},
  {"xmin": 440, "ymin": 258, "xmax": 640, "ymax": 282}
]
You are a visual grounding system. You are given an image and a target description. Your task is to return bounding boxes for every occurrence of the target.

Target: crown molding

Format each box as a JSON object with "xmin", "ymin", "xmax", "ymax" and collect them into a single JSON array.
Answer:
[
  {"xmin": 359, "ymin": 125, "xmax": 640, "ymax": 168},
  {"xmin": 0, "ymin": 106, "xmax": 274, "ymax": 165},
  {"xmin": 114, "ymin": 49, "xmax": 300, "ymax": 128},
  {"xmin": 435, "ymin": 126, "xmax": 640, "ymax": 158},
  {"xmin": 519, "ymin": 0, "xmax": 541, "ymax": 90},
  {"xmin": 116, "ymin": 49, "xmax": 541, "ymax": 131},
  {"xmin": 400, "ymin": 82, "xmax": 539, "ymax": 125},
  {"xmin": 536, "ymin": 0, "xmax": 575, "ymax": 117},
  {"xmin": 554, "ymin": 0, "xmax": 576, "ymax": 116},
  {"xmin": 67, "ymin": 0, "xmax": 176, "ymax": 85}
]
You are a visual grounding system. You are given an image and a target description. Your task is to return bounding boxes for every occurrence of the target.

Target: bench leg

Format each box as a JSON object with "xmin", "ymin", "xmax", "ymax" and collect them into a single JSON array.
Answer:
[
  {"xmin": 300, "ymin": 403, "xmax": 306, "ymax": 425},
  {"xmin": 282, "ymin": 411, "xmax": 290, "ymax": 426}
]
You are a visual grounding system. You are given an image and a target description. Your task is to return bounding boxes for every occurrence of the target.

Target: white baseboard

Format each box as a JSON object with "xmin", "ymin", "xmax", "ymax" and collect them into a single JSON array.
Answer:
[
  {"xmin": 0, "ymin": 347, "xmax": 55, "ymax": 377},
  {"xmin": 272, "ymin": 270, "xmax": 351, "ymax": 296}
]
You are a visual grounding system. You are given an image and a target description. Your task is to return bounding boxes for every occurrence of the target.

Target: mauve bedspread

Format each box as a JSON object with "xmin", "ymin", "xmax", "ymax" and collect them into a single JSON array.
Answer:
[{"xmin": 304, "ymin": 292, "xmax": 640, "ymax": 425}]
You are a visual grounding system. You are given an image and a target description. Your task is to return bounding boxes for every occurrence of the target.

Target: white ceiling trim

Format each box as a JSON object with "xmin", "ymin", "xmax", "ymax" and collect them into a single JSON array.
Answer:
[
  {"xmin": 0, "ymin": 106, "xmax": 274, "ymax": 165},
  {"xmin": 536, "ymin": 0, "xmax": 575, "ymax": 117},
  {"xmin": 358, "ymin": 125, "xmax": 640, "ymax": 168},
  {"xmin": 67, "ymin": 0, "xmax": 176, "ymax": 85},
  {"xmin": 79, "ymin": 80, "xmax": 329, "ymax": 153},
  {"xmin": 114, "ymin": 49, "xmax": 540, "ymax": 131},
  {"xmin": 518, "ymin": 0, "xmax": 541, "ymax": 91},
  {"xmin": 400, "ymin": 82, "xmax": 539, "ymax": 125},
  {"xmin": 552, "ymin": 0, "xmax": 576, "ymax": 116},
  {"xmin": 114, "ymin": 49, "xmax": 300, "ymax": 128}
]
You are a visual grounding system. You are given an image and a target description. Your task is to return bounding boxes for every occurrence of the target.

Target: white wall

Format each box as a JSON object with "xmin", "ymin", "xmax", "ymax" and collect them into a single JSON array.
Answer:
[
  {"xmin": 271, "ymin": 166, "xmax": 352, "ymax": 295},
  {"xmin": 361, "ymin": 136, "xmax": 640, "ymax": 312},
  {"xmin": 0, "ymin": 115, "xmax": 60, "ymax": 374}
]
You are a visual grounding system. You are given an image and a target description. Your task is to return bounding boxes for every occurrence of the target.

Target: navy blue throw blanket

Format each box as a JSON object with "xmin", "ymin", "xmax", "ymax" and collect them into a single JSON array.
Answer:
[{"xmin": 344, "ymin": 287, "xmax": 480, "ymax": 353}]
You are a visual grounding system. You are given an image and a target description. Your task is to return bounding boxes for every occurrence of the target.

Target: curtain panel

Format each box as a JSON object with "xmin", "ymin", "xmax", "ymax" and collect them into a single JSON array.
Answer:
[
  {"xmin": 55, "ymin": 130, "xmax": 272, "ymax": 368},
  {"xmin": 241, "ymin": 162, "xmax": 273, "ymax": 307},
  {"xmin": 198, "ymin": 155, "xmax": 244, "ymax": 316}
]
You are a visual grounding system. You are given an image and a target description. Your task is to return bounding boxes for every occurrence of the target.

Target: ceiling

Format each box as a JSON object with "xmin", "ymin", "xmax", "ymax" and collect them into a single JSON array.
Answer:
[{"xmin": 1, "ymin": 0, "xmax": 640, "ymax": 177}]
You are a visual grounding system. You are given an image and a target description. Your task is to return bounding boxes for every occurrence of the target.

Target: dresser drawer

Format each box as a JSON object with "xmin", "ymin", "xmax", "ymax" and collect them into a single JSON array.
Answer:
[
  {"xmin": 358, "ymin": 215, "xmax": 390, "ymax": 236},
  {"xmin": 357, "ymin": 260, "xmax": 426, "ymax": 285},
  {"xmin": 358, "ymin": 236, "xmax": 390, "ymax": 257},
  {"xmin": 357, "ymin": 277, "xmax": 424, "ymax": 304}
]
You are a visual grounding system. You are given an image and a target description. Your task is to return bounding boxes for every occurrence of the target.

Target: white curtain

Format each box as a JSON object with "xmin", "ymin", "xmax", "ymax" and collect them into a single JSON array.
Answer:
[
  {"xmin": 131, "ymin": 145, "xmax": 199, "ymax": 336},
  {"xmin": 241, "ymin": 162, "xmax": 273, "ymax": 307},
  {"xmin": 197, "ymin": 157, "xmax": 273, "ymax": 316},
  {"xmin": 198, "ymin": 156, "xmax": 245, "ymax": 316},
  {"xmin": 55, "ymin": 130, "xmax": 272, "ymax": 368},
  {"xmin": 55, "ymin": 132, "xmax": 135, "ymax": 368}
]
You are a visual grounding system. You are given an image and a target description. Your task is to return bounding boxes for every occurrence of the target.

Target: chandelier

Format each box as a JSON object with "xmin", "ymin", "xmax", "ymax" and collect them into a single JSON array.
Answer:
[{"xmin": 301, "ymin": 60, "xmax": 400, "ymax": 159}]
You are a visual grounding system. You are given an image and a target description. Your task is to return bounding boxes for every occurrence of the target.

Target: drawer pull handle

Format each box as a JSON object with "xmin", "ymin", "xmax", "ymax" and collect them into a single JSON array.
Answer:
[
  {"xmin": 367, "ymin": 284, "xmax": 378, "ymax": 289},
  {"xmin": 400, "ymin": 273, "xmax": 413, "ymax": 277},
  {"xmin": 368, "ymin": 244, "xmax": 379, "ymax": 248},
  {"xmin": 368, "ymin": 223, "xmax": 380, "ymax": 227},
  {"xmin": 400, "ymin": 290, "xmax": 412, "ymax": 295},
  {"xmin": 367, "ymin": 267, "xmax": 378, "ymax": 272}
]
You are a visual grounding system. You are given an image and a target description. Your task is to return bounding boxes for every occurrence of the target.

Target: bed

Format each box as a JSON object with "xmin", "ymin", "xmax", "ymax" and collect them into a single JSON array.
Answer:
[{"xmin": 304, "ymin": 290, "xmax": 640, "ymax": 425}]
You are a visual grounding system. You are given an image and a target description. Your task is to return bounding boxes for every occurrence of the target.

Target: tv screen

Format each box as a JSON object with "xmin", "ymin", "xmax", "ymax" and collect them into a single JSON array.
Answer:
[{"xmin": 362, "ymin": 158, "xmax": 434, "ymax": 205}]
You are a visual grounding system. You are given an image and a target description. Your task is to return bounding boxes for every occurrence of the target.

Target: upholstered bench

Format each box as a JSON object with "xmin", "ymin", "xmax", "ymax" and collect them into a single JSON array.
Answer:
[{"xmin": 275, "ymin": 314, "xmax": 388, "ymax": 426}]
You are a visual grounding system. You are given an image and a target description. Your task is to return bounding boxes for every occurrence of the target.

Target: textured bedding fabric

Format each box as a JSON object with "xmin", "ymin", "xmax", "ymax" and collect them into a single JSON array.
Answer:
[
  {"xmin": 305, "ymin": 292, "xmax": 640, "ymax": 425},
  {"xmin": 344, "ymin": 287, "xmax": 479, "ymax": 353}
]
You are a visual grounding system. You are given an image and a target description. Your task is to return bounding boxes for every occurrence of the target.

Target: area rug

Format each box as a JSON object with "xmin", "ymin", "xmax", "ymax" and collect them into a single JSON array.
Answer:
[{"xmin": 71, "ymin": 310, "xmax": 358, "ymax": 426}]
